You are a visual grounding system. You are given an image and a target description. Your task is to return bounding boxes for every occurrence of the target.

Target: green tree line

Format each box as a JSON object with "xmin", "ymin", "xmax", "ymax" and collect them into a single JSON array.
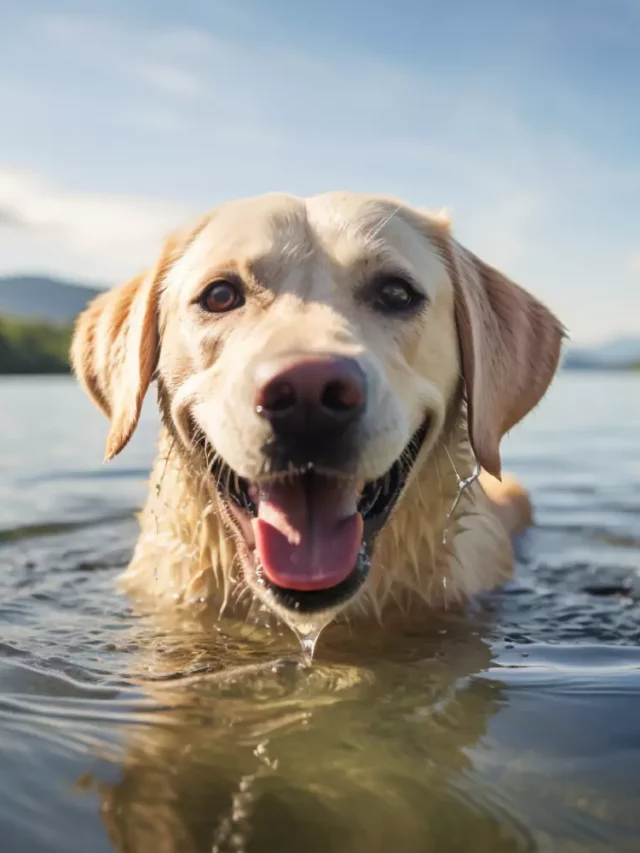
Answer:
[{"xmin": 0, "ymin": 315, "xmax": 72, "ymax": 374}]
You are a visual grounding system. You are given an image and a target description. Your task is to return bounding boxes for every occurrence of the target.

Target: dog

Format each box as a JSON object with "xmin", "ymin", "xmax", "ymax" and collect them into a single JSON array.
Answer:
[{"xmin": 71, "ymin": 192, "xmax": 564, "ymax": 633}]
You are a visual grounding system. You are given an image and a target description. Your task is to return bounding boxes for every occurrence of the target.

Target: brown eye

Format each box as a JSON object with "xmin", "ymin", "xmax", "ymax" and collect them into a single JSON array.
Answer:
[
  {"xmin": 199, "ymin": 279, "xmax": 244, "ymax": 313},
  {"xmin": 372, "ymin": 277, "xmax": 424, "ymax": 315}
]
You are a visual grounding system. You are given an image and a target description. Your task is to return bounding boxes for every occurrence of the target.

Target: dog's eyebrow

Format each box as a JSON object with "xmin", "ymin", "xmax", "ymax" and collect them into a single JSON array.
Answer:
[
  {"xmin": 245, "ymin": 246, "xmax": 315, "ymax": 290},
  {"xmin": 355, "ymin": 245, "xmax": 425, "ymax": 291},
  {"xmin": 191, "ymin": 258, "xmax": 262, "ymax": 290},
  {"xmin": 243, "ymin": 256, "xmax": 281, "ymax": 291}
]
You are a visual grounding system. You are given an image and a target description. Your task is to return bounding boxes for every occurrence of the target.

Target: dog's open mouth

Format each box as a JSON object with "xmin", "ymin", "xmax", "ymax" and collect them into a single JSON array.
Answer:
[{"xmin": 211, "ymin": 418, "xmax": 430, "ymax": 613}]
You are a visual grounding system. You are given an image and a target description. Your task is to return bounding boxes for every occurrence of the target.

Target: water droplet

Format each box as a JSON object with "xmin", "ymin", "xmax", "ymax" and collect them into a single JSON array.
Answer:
[
  {"xmin": 300, "ymin": 634, "xmax": 318, "ymax": 663},
  {"xmin": 287, "ymin": 618, "xmax": 331, "ymax": 664}
]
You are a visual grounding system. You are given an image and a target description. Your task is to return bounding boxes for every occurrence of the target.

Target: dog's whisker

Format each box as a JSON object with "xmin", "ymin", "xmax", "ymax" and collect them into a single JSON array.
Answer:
[
  {"xmin": 367, "ymin": 204, "xmax": 402, "ymax": 242},
  {"xmin": 155, "ymin": 437, "xmax": 177, "ymax": 501}
]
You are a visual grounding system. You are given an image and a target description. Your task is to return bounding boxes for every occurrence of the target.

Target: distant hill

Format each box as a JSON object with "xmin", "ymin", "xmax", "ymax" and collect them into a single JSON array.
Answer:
[
  {"xmin": 563, "ymin": 336, "xmax": 640, "ymax": 370},
  {"xmin": 0, "ymin": 276, "xmax": 105, "ymax": 325}
]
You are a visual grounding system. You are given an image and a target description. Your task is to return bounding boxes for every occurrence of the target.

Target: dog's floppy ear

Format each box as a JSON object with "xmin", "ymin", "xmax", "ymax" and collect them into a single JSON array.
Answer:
[
  {"xmin": 71, "ymin": 232, "xmax": 185, "ymax": 462},
  {"xmin": 446, "ymin": 239, "xmax": 565, "ymax": 479}
]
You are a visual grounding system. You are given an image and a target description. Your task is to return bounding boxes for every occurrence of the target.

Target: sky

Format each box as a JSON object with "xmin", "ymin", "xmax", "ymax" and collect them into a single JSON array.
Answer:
[{"xmin": 0, "ymin": 0, "xmax": 638, "ymax": 344}]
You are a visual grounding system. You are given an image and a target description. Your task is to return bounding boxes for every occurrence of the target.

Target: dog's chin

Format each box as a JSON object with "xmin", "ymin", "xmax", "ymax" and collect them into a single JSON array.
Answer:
[{"xmin": 210, "ymin": 417, "xmax": 432, "ymax": 624}]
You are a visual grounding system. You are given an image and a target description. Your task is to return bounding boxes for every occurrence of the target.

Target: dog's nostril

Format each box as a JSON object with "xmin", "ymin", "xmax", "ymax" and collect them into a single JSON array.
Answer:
[
  {"xmin": 260, "ymin": 381, "xmax": 296, "ymax": 414},
  {"xmin": 321, "ymin": 379, "xmax": 362, "ymax": 413},
  {"xmin": 255, "ymin": 355, "xmax": 366, "ymax": 427}
]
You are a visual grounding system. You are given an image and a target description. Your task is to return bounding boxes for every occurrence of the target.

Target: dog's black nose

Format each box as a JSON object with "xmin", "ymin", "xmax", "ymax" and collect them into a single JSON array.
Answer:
[{"xmin": 255, "ymin": 355, "xmax": 366, "ymax": 436}]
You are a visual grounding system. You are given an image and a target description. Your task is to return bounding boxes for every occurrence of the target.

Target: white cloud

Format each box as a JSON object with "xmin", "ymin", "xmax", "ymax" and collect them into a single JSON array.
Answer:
[
  {"xmin": 0, "ymin": 169, "xmax": 193, "ymax": 283},
  {"xmin": 628, "ymin": 252, "xmax": 640, "ymax": 276},
  {"xmin": 0, "ymin": 205, "xmax": 28, "ymax": 229}
]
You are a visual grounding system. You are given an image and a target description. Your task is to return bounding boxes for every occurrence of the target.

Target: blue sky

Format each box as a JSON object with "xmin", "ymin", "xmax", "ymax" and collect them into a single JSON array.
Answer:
[{"xmin": 0, "ymin": 0, "xmax": 638, "ymax": 343}]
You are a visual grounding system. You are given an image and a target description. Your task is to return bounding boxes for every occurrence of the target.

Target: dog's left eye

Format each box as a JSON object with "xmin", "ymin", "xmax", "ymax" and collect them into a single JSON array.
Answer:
[
  {"xmin": 199, "ymin": 279, "xmax": 244, "ymax": 313},
  {"xmin": 371, "ymin": 277, "xmax": 424, "ymax": 314}
]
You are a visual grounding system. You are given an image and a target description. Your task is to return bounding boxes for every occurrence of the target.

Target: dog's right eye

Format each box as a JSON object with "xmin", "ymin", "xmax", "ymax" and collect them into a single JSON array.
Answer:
[{"xmin": 198, "ymin": 279, "xmax": 245, "ymax": 313}]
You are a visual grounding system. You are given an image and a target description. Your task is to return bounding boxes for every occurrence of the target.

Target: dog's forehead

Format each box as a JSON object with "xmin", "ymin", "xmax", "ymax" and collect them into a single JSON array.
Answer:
[
  {"xmin": 177, "ymin": 192, "xmax": 448, "ymax": 287},
  {"xmin": 305, "ymin": 193, "xmax": 447, "ymax": 272},
  {"xmin": 200, "ymin": 193, "xmax": 309, "ymax": 257}
]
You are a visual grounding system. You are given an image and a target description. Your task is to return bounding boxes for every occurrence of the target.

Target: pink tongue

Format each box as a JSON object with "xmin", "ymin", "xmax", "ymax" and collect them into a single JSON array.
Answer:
[{"xmin": 252, "ymin": 477, "xmax": 363, "ymax": 591}]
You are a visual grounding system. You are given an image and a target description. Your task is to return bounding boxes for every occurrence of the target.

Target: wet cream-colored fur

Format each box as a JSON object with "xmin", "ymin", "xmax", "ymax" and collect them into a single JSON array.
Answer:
[{"xmin": 72, "ymin": 192, "xmax": 564, "ymax": 625}]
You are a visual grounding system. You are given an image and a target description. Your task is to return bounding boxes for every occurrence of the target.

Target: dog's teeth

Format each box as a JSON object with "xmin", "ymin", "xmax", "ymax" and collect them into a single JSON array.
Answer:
[{"xmin": 359, "ymin": 480, "xmax": 383, "ymax": 517}]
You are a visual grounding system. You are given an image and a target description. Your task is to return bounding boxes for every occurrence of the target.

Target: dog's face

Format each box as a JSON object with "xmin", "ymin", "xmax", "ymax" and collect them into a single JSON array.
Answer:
[{"xmin": 72, "ymin": 192, "xmax": 564, "ymax": 625}]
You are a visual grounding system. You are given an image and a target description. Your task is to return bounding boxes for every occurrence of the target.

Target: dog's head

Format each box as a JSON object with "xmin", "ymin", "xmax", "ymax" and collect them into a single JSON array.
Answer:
[{"xmin": 72, "ymin": 193, "xmax": 564, "ymax": 624}]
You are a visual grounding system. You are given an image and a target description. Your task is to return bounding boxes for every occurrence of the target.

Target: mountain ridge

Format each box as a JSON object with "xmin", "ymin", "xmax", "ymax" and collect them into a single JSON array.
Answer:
[{"xmin": 0, "ymin": 275, "xmax": 106, "ymax": 324}]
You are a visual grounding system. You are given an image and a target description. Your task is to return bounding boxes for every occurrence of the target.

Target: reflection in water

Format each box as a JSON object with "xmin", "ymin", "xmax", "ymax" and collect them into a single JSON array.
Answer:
[{"xmin": 85, "ymin": 613, "xmax": 534, "ymax": 853}]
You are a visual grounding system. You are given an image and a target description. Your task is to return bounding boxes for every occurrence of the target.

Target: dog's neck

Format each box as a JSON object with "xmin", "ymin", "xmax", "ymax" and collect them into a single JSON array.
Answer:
[{"xmin": 121, "ymin": 403, "xmax": 511, "ymax": 619}]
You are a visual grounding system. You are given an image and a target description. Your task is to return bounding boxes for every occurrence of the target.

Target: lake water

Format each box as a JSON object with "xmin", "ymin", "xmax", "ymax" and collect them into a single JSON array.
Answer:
[{"xmin": 1, "ymin": 373, "xmax": 639, "ymax": 853}]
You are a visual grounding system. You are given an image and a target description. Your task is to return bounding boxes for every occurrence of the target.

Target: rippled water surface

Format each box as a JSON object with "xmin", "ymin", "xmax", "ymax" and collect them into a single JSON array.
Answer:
[{"xmin": 1, "ymin": 374, "xmax": 639, "ymax": 852}]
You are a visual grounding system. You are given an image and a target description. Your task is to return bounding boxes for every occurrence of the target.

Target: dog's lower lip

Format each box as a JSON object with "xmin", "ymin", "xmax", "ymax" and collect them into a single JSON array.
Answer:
[{"xmin": 257, "ymin": 563, "xmax": 368, "ymax": 613}]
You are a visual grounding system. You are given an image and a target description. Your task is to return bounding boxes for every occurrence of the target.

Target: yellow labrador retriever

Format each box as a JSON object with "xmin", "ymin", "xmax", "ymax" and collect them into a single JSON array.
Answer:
[{"xmin": 71, "ymin": 192, "xmax": 564, "ymax": 631}]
